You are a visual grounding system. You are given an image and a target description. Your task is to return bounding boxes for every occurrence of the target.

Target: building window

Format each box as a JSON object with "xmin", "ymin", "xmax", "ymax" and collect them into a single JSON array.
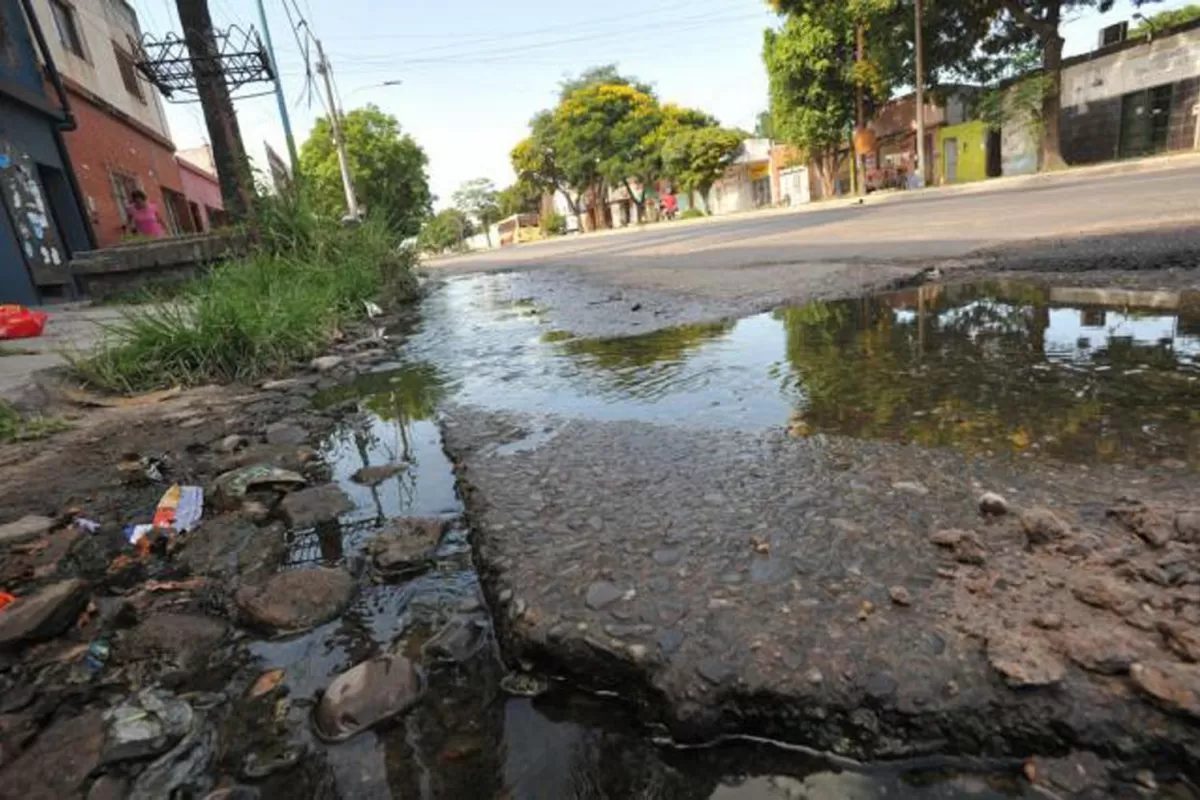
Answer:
[
  {"xmin": 110, "ymin": 171, "xmax": 140, "ymax": 231},
  {"xmin": 50, "ymin": 0, "xmax": 85, "ymax": 58},
  {"xmin": 113, "ymin": 43, "xmax": 145, "ymax": 102}
]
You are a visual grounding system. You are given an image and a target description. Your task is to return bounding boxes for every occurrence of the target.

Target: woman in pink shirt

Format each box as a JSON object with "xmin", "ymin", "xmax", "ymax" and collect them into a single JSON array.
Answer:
[{"xmin": 125, "ymin": 189, "xmax": 168, "ymax": 238}]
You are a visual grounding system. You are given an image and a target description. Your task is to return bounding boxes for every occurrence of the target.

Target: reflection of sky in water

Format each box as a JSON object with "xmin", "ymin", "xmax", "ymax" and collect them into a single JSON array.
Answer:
[{"xmin": 1045, "ymin": 308, "xmax": 1200, "ymax": 363}]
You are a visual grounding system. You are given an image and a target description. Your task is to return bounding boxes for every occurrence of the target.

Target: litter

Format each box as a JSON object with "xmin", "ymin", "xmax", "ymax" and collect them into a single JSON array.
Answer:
[
  {"xmin": 0, "ymin": 305, "xmax": 48, "ymax": 340},
  {"xmin": 151, "ymin": 485, "xmax": 203, "ymax": 534},
  {"xmin": 0, "ymin": 590, "xmax": 15, "ymax": 612},
  {"xmin": 119, "ymin": 453, "xmax": 168, "ymax": 483},
  {"xmin": 247, "ymin": 668, "xmax": 286, "ymax": 699},
  {"xmin": 74, "ymin": 517, "xmax": 102, "ymax": 534},
  {"xmin": 364, "ymin": 300, "xmax": 383, "ymax": 319},
  {"xmin": 215, "ymin": 464, "xmax": 306, "ymax": 499},
  {"xmin": 83, "ymin": 638, "xmax": 111, "ymax": 674}
]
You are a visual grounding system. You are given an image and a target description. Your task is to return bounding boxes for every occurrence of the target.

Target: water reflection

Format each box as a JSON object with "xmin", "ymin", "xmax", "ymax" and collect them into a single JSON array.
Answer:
[{"xmin": 400, "ymin": 274, "xmax": 1200, "ymax": 469}]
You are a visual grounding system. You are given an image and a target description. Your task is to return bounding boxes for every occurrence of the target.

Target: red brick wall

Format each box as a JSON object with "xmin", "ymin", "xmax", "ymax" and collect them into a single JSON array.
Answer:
[
  {"xmin": 177, "ymin": 159, "xmax": 223, "ymax": 232},
  {"xmin": 59, "ymin": 85, "xmax": 185, "ymax": 248}
]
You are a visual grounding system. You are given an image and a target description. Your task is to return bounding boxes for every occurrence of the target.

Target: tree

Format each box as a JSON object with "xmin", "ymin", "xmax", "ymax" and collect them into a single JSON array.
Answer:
[
  {"xmin": 497, "ymin": 180, "xmax": 542, "ymax": 218},
  {"xmin": 661, "ymin": 127, "xmax": 744, "ymax": 211},
  {"xmin": 511, "ymin": 112, "xmax": 585, "ymax": 218},
  {"xmin": 452, "ymin": 178, "xmax": 500, "ymax": 246},
  {"xmin": 299, "ymin": 104, "xmax": 431, "ymax": 237},
  {"xmin": 1132, "ymin": 3, "xmax": 1200, "ymax": 36},
  {"xmin": 558, "ymin": 64, "xmax": 654, "ymax": 100},
  {"xmin": 417, "ymin": 208, "xmax": 472, "ymax": 254},
  {"xmin": 763, "ymin": 4, "xmax": 894, "ymax": 197},
  {"xmin": 755, "ymin": 110, "xmax": 777, "ymax": 139}
]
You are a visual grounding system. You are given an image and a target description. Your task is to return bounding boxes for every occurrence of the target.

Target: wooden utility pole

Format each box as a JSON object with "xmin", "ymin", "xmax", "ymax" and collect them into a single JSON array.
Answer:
[
  {"xmin": 854, "ymin": 23, "xmax": 866, "ymax": 196},
  {"xmin": 176, "ymin": 0, "xmax": 253, "ymax": 217},
  {"xmin": 915, "ymin": 0, "xmax": 927, "ymax": 187}
]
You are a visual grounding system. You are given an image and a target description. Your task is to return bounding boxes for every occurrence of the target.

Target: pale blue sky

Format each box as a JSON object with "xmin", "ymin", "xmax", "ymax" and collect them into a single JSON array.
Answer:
[{"xmin": 130, "ymin": 0, "xmax": 1193, "ymax": 207}]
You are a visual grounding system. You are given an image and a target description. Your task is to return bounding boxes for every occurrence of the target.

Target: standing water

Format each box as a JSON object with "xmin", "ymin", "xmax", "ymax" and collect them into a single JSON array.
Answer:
[{"xmin": 209, "ymin": 274, "xmax": 1200, "ymax": 797}]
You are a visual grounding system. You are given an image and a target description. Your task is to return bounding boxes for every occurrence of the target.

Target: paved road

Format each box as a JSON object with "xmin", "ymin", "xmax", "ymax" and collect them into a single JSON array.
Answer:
[{"xmin": 431, "ymin": 162, "xmax": 1200, "ymax": 303}]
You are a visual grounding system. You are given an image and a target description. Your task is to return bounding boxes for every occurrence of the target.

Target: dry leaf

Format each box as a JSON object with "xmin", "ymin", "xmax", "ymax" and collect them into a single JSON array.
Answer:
[{"xmin": 247, "ymin": 668, "xmax": 286, "ymax": 699}]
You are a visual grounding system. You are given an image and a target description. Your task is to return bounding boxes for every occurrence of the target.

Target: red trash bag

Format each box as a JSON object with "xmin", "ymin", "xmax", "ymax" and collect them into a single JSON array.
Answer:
[{"xmin": 0, "ymin": 305, "xmax": 48, "ymax": 340}]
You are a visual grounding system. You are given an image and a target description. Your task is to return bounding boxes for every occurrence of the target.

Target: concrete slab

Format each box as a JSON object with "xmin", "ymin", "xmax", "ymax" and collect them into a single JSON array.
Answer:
[{"xmin": 0, "ymin": 305, "xmax": 125, "ymax": 405}]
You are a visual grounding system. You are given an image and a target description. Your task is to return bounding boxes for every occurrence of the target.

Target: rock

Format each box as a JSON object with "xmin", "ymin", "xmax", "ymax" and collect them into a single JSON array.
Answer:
[
  {"xmin": 805, "ymin": 667, "xmax": 824, "ymax": 685},
  {"xmin": 1020, "ymin": 507, "xmax": 1070, "ymax": 547},
  {"xmin": 279, "ymin": 485, "xmax": 353, "ymax": 528},
  {"xmin": 585, "ymin": 581, "xmax": 623, "ymax": 610},
  {"xmin": 264, "ymin": 423, "xmax": 307, "ymax": 446},
  {"xmin": 1071, "ymin": 575, "xmax": 1139, "ymax": 614},
  {"xmin": 102, "ymin": 689, "xmax": 194, "ymax": 764},
  {"xmin": 1032, "ymin": 612, "xmax": 1064, "ymax": 631},
  {"xmin": 0, "ymin": 514, "xmax": 55, "ymax": 545},
  {"xmin": 370, "ymin": 517, "xmax": 447, "ymax": 573},
  {"xmin": 1174, "ymin": 510, "xmax": 1200, "ymax": 544},
  {"xmin": 240, "ymin": 501, "xmax": 271, "ymax": 524},
  {"xmin": 127, "ymin": 721, "xmax": 215, "ymax": 800},
  {"xmin": 953, "ymin": 531, "xmax": 988, "ymax": 566},
  {"xmin": 1158, "ymin": 621, "xmax": 1200, "ymax": 662},
  {"xmin": 423, "ymin": 615, "xmax": 489, "ymax": 663},
  {"xmin": 216, "ymin": 435, "xmax": 248, "ymax": 453},
  {"xmin": 652, "ymin": 547, "xmax": 684, "ymax": 566},
  {"xmin": 0, "ymin": 709, "xmax": 105, "ymax": 798},
  {"xmin": 119, "ymin": 613, "xmax": 228, "ymax": 672},
  {"xmin": 1065, "ymin": 628, "xmax": 1144, "ymax": 675},
  {"xmin": 236, "ymin": 567, "xmax": 354, "ymax": 633},
  {"xmin": 262, "ymin": 377, "xmax": 311, "ymax": 391},
  {"xmin": 892, "ymin": 481, "xmax": 929, "ymax": 496},
  {"xmin": 1130, "ymin": 662, "xmax": 1200, "ymax": 719},
  {"xmin": 930, "ymin": 529, "xmax": 965, "ymax": 547},
  {"xmin": 0, "ymin": 579, "xmax": 89, "ymax": 647},
  {"xmin": 351, "ymin": 463, "xmax": 407, "ymax": 486},
  {"xmin": 1027, "ymin": 752, "xmax": 1111, "ymax": 796},
  {"xmin": 987, "ymin": 631, "xmax": 1066, "ymax": 688},
  {"xmin": 313, "ymin": 649, "xmax": 423, "ymax": 742},
  {"xmin": 1108, "ymin": 501, "xmax": 1174, "ymax": 548},
  {"xmin": 979, "ymin": 492, "xmax": 1010, "ymax": 516},
  {"xmin": 87, "ymin": 775, "xmax": 129, "ymax": 800},
  {"xmin": 697, "ymin": 658, "xmax": 735, "ymax": 685},
  {"xmin": 888, "ymin": 586, "xmax": 912, "ymax": 606},
  {"xmin": 310, "ymin": 355, "xmax": 344, "ymax": 373},
  {"xmin": 203, "ymin": 787, "xmax": 260, "ymax": 800},
  {"xmin": 175, "ymin": 515, "xmax": 285, "ymax": 581}
]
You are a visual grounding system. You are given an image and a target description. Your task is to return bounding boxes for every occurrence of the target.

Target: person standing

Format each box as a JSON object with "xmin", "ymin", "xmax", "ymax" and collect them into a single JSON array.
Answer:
[{"xmin": 124, "ymin": 189, "xmax": 168, "ymax": 239}]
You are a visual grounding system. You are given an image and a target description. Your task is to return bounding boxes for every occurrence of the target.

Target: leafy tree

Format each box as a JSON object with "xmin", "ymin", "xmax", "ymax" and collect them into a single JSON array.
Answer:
[
  {"xmin": 558, "ymin": 64, "xmax": 654, "ymax": 100},
  {"xmin": 497, "ymin": 180, "xmax": 542, "ymax": 218},
  {"xmin": 299, "ymin": 104, "xmax": 431, "ymax": 237},
  {"xmin": 763, "ymin": 4, "xmax": 894, "ymax": 196},
  {"xmin": 755, "ymin": 110, "xmax": 777, "ymax": 139},
  {"xmin": 452, "ymin": 178, "xmax": 500, "ymax": 246},
  {"xmin": 1132, "ymin": 2, "xmax": 1200, "ymax": 36},
  {"xmin": 662, "ymin": 127, "xmax": 744, "ymax": 211},
  {"xmin": 511, "ymin": 112, "xmax": 587, "ymax": 218},
  {"xmin": 417, "ymin": 208, "xmax": 472, "ymax": 254}
]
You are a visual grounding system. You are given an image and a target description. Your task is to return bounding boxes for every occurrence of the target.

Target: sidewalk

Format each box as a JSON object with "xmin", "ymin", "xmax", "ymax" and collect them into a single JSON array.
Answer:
[{"xmin": 0, "ymin": 306, "xmax": 124, "ymax": 407}]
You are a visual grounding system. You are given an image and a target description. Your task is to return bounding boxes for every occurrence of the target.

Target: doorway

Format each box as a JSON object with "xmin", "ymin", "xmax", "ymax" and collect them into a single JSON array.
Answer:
[{"xmin": 944, "ymin": 138, "xmax": 959, "ymax": 183}]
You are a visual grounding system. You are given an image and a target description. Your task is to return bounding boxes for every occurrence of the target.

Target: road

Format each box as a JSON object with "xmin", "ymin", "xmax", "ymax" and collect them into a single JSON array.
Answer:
[{"xmin": 431, "ymin": 161, "xmax": 1200, "ymax": 305}]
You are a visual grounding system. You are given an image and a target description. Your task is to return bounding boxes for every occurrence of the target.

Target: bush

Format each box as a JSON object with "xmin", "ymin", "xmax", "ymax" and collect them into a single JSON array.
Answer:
[
  {"xmin": 680, "ymin": 208, "xmax": 706, "ymax": 220},
  {"xmin": 542, "ymin": 211, "xmax": 567, "ymax": 236},
  {"xmin": 71, "ymin": 193, "xmax": 418, "ymax": 392}
]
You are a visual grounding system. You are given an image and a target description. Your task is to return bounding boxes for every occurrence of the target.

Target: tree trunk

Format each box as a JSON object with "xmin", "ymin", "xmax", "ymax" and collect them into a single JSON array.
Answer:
[
  {"xmin": 484, "ymin": 224, "xmax": 492, "ymax": 247},
  {"xmin": 1040, "ymin": 31, "xmax": 1067, "ymax": 171},
  {"xmin": 623, "ymin": 179, "xmax": 644, "ymax": 223},
  {"xmin": 813, "ymin": 150, "xmax": 837, "ymax": 199}
]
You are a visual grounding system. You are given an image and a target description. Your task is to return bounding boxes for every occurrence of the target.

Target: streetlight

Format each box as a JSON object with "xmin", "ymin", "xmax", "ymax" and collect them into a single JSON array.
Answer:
[{"xmin": 345, "ymin": 80, "xmax": 404, "ymax": 101}]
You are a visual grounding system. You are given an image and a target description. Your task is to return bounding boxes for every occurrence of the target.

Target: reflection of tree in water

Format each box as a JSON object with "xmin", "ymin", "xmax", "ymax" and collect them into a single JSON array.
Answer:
[
  {"xmin": 779, "ymin": 283, "xmax": 1200, "ymax": 467},
  {"xmin": 558, "ymin": 321, "xmax": 735, "ymax": 400}
]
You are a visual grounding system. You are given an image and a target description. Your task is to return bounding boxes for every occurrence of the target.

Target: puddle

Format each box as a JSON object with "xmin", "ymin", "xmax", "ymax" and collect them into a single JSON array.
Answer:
[
  {"xmin": 207, "ymin": 274, "xmax": 1200, "ymax": 796},
  {"xmin": 392, "ymin": 274, "xmax": 1200, "ymax": 469}
]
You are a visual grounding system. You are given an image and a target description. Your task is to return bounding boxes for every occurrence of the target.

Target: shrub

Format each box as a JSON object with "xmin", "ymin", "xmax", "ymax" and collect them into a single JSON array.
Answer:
[
  {"xmin": 680, "ymin": 208, "xmax": 706, "ymax": 220},
  {"xmin": 542, "ymin": 211, "xmax": 567, "ymax": 236}
]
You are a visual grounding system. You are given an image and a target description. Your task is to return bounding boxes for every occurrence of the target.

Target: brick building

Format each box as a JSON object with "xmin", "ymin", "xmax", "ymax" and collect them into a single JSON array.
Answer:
[
  {"xmin": 177, "ymin": 145, "xmax": 225, "ymax": 232},
  {"xmin": 27, "ymin": 0, "xmax": 192, "ymax": 248}
]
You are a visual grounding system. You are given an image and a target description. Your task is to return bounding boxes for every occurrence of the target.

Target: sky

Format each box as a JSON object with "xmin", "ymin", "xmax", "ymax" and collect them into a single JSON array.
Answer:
[{"xmin": 129, "ymin": 0, "xmax": 1195, "ymax": 208}]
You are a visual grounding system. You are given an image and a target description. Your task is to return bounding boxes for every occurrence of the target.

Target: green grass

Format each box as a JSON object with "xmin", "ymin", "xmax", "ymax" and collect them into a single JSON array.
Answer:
[
  {"xmin": 70, "ymin": 193, "xmax": 419, "ymax": 393},
  {"xmin": 0, "ymin": 401, "xmax": 69, "ymax": 443},
  {"xmin": 679, "ymin": 209, "xmax": 706, "ymax": 220}
]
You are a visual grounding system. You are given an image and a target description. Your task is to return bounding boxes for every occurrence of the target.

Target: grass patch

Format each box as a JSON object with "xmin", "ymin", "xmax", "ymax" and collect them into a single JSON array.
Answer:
[
  {"xmin": 0, "ymin": 401, "xmax": 69, "ymax": 443},
  {"xmin": 70, "ymin": 193, "xmax": 418, "ymax": 393},
  {"xmin": 679, "ymin": 208, "xmax": 707, "ymax": 220}
]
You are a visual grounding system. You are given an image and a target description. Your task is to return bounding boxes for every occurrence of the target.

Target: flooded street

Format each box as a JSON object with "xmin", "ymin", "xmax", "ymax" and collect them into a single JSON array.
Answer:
[{"xmin": 201, "ymin": 273, "xmax": 1200, "ymax": 796}]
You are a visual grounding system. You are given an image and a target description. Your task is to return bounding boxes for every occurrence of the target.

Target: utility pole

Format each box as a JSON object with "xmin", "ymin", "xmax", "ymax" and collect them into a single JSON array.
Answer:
[
  {"xmin": 176, "ymin": 0, "xmax": 253, "ymax": 217},
  {"xmin": 854, "ymin": 23, "xmax": 866, "ymax": 197},
  {"xmin": 915, "ymin": 0, "xmax": 928, "ymax": 188},
  {"xmin": 255, "ymin": 0, "xmax": 299, "ymax": 176},
  {"xmin": 315, "ymin": 39, "xmax": 359, "ymax": 220}
]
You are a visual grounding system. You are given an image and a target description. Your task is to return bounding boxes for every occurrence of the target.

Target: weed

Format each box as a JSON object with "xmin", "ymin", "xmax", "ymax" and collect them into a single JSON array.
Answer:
[
  {"xmin": 71, "ymin": 193, "xmax": 419, "ymax": 392},
  {"xmin": 0, "ymin": 401, "xmax": 69, "ymax": 443}
]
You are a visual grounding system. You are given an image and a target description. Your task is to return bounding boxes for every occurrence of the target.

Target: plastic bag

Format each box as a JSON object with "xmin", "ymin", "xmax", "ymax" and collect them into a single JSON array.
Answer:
[{"xmin": 0, "ymin": 305, "xmax": 48, "ymax": 340}]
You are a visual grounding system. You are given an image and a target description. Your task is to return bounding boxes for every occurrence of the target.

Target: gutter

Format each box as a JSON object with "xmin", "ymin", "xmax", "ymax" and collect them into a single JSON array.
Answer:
[{"xmin": 19, "ymin": 0, "xmax": 98, "ymax": 253}]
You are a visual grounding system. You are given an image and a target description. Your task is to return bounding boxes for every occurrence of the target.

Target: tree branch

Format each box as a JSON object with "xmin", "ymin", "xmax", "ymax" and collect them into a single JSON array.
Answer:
[{"xmin": 1000, "ymin": 0, "xmax": 1053, "ymax": 38}]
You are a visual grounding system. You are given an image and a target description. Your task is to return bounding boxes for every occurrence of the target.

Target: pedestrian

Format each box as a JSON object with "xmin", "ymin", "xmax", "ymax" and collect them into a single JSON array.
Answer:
[
  {"xmin": 662, "ymin": 192, "xmax": 678, "ymax": 221},
  {"xmin": 124, "ymin": 189, "xmax": 168, "ymax": 239}
]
